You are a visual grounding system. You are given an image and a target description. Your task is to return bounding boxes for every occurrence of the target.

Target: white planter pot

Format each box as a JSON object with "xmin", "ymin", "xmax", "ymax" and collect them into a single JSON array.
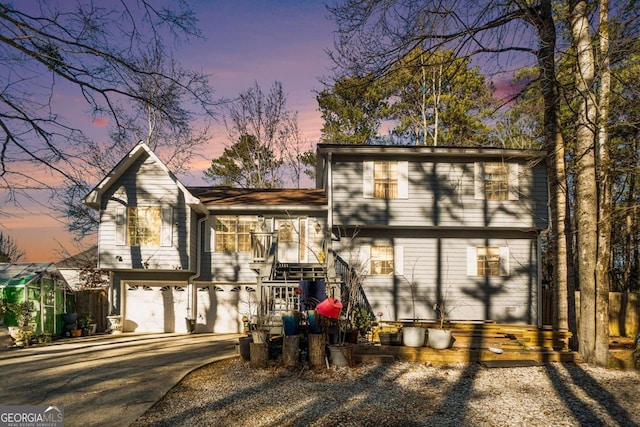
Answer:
[
  {"xmin": 107, "ymin": 315, "xmax": 123, "ymax": 334},
  {"xmin": 428, "ymin": 328, "xmax": 452, "ymax": 349},
  {"xmin": 402, "ymin": 326, "xmax": 426, "ymax": 348}
]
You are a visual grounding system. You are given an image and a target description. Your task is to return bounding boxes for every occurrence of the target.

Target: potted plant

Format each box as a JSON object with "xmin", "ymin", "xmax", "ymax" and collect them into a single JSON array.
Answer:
[
  {"xmin": 427, "ymin": 294, "xmax": 455, "ymax": 349},
  {"xmin": 77, "ymin": 313, "xmax": 94, "ymax": 336},
  {"xmin": 401, "ymin": 270, "xmax": 426, "ymax": 348},
  {"xmin": 3, "ymin": 300, "xmax": 36, "ymax": 341}
]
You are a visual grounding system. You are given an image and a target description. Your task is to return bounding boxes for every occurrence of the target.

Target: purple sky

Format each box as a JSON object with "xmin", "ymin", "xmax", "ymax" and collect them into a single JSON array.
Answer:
[{"xmin": 5, "ymin": 0, "xmax": 337, "ymax": 262}]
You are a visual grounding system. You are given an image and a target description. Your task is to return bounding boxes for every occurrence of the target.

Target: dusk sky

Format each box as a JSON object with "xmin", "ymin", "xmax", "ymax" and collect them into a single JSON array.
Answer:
[{"xmin": 3, "ymin": 0, "xmax": 337, "ymax": 262}]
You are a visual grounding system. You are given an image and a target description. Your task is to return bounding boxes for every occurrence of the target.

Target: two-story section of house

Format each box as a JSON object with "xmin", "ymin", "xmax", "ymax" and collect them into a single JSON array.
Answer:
[
  {"xmin": 83, "ymin": 142, "xmax": 329, "ymax": 334},
  {"xmin": 85, "ymin": 141, "xmax": 549, "ymax": 334},
  {"xmin": 317, "ymin": 144, "xmax": 548, "ymax": 325}
]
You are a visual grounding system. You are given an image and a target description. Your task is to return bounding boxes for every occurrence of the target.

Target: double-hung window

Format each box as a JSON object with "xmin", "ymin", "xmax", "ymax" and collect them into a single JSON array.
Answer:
[
  {"xmin": 474, "ymin": 161, "xmax": 519, "ymax": 201},
  {"xmin": 127, "ymin": 207, "xmax": 161, "ymax": 246},
  {"xmin": 116, "ymin": 206, "xmax": 172, "ymax": 247},
  {"xmin": 467, "ymin": 246, "xmax": 510, "ymax": 276},
  {"xmin": 374, "ymin": 161, "xmax": 398, "ymax": 199},
  {"xmin": 371, "ymin": 245, "xmax": 394, "ymax": 275},
  {"xmin": 363, "ymin": 160, "xmax": 409, "ymax": 199},
  {"xmin": 213, "ymin": 216, "xmax": 257, "ymax": 252}
]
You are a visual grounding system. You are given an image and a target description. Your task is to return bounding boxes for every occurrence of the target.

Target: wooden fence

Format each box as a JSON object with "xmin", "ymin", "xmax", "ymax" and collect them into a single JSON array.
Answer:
[
  {"xmin": 74, "ymin": 289, "xmax": 109, "ymax": 333},
  {"xmin": 542, "ymin": 290, "xmax": 639, "ymax": 337}
]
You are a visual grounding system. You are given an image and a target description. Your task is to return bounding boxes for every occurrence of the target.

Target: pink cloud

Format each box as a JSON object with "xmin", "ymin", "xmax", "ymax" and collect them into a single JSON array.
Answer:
[{"xmin": 93, "ymin": 117, "xmax": 109, "ymax": 127}]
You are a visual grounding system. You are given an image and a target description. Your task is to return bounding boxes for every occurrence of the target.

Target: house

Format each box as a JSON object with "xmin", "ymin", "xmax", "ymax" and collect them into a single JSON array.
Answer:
[{"xmin": 83, "ymin": 142, "xmax": 547, "ymax": 334}]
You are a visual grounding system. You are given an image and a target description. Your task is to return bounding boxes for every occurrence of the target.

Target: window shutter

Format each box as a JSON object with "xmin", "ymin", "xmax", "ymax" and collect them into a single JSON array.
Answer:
[
  {"xmin": 115, "ymin": 207, "xmax": 126, "ymax": 246},
  {"xmin": 363, "ymin": 161, "xmax": 374, "ymax": 198},
  {"xmin": 499, "ymin": 246, "xmax": 510, "ymax": 276},
  {"xmin": 508, "ymin": 163, "xmax": 519, "ymax": 200},
  {"xmin": 161, "ymin": 207, "xmax": 173, "ymax": 247},
  {"xmin": 359, "ymin": 245, "xmax": 371, "ymax": 275},
  {"xmin": 204, "ymin": 216, "xmax": 213, "ymax": 252},
  {"xmin": 466, "ymin": 247, "xmax": 477, "ymax": 275},
  {"xmin": 397, "ymin": 161, "xmax": 409, "ymax": 199},
  {"xmin": 394, "ymin": 245, "xmax": 404, "ymax": 276},
  {"xmin": 474, "ymin": 162, "xmax": 484, "ymax": 200}
]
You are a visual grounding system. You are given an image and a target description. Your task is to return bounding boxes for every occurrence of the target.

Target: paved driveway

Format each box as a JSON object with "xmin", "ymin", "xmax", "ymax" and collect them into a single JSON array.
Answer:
[{"xmin": 0, "ymin": 332, "xmax": 240, "ymax": 427}]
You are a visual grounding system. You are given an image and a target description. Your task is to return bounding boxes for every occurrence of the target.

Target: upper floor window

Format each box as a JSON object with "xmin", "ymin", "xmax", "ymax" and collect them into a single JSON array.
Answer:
[
  {"xmin": 363, "ymin": 160, "xmax": 409, "ymax": 199},
  {"xmin": 371, "ymin": 245, "xmax": 394, "ymax": 275},
  {"xmin": 474, "ymin": 161, "xmax": 519, "ymax": 201},
  {"xmin": 115, "ymin": 206, "xmax": 172, "ymax": 247},
  {"xmin": 128, "ymin": 207, "xmax": 161, "ymax": 246},
  {"xmin": 213, "ymin": 216, "xmax": 257, "ymax": 252},
  {"xmin": 374, "ymin": 161, "xmax": 398, "ymax": 198},
  {"xmin": 483, "ymin": 163, "xmax": 509, "ymax": 200}
]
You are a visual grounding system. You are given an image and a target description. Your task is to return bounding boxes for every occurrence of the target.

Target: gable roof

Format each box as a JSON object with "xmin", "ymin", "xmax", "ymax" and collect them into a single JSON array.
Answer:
[{"xmin": 82, "ymin": 142, "xmax": 205, "ymax": 213}]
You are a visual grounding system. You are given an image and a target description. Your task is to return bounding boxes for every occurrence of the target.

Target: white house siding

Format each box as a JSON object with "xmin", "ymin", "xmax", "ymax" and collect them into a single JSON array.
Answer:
[
  {"xmin": 337, "ymin": 233, "xmax": 539, "ymax": 324},
  {"xmin": 97, "ymin": 154, "xmax": 193, "ymax": 271},
  {"xmin": 330, "ymin": 157, "xmax": 548, "ymax": 229}
]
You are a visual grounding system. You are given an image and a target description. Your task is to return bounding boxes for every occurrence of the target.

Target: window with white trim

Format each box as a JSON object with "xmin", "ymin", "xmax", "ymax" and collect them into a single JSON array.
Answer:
[
  {"xmin": 213, "ymin": 215, "xmax": 257, "ymax": 253},
  {"xmin": 127, "ymin": 207, "xmax": 161, "ymax": 246},
  {"xmin": 116, "ymin": 206, "xmax": 173, "ymax": 247},
  {"xmin": 474, "ymin": 162, "xmax": 519, "ymax": 201},
  {"xmin": 363, "ymin": 161, "xmax": 409, "ymax": 199},
  {"xmin": 467, "ymin": 246, "xmax": 510, "ymax": 276},
  {"xmin": 371, "ymin": 246, "xmax": 394, "ymax": 275}
]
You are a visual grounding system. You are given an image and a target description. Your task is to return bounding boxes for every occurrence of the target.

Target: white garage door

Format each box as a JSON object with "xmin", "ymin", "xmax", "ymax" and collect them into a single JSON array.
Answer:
[
  {"xmin": 125, "ymin": 284, "xmax": 189, "ymax": 333},
  {"xmin": 195, "ymin": 285, "xmax": 256, "ymax": 333}
]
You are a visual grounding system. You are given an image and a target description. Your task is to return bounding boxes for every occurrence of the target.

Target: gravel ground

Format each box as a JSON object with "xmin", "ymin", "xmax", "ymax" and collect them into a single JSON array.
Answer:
[{"xmin": 131, "ymin": 357, "xmax": 640, "ymax": 427}]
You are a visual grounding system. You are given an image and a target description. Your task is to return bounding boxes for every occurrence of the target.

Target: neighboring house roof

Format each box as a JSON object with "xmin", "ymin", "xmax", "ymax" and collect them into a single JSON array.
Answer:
[
  {"xmin": 56, "ymin": 245, "xmax": 98, "ymax": 269},
  {"xmin": 0, "ymin": 263, "xmax": 70, "ymax": 290},
  {"xmin": 82, "ymin": 141, "xmax": 206, "ymax": 214},
  {"xmin": 187, "ymin": 188, "xmax": 327, "ymax": 211},
  {"xmin": 56, "ymin": 247, "xmax": 109, "ymax": 291}
]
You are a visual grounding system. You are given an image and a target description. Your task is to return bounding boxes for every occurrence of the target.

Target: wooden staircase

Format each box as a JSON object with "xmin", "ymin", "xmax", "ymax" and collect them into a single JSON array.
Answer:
[{"xmin": 272, "ymin": 263, "xmax": 325, "ymax": 281}]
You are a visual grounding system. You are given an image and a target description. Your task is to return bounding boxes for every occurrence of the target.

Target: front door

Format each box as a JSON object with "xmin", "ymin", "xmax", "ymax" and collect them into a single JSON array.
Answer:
[{"xmin": 277, "ymin": 218, "xmax": 306, "ymax": 263}]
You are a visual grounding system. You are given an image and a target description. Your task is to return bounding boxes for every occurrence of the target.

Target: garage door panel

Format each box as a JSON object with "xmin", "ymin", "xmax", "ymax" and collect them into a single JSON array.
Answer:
[
  {"xmin": 125, "ymin": 284, "xmax": 188, "ymax": 333},
  {"xmin": 196, "ymin": 285, "xmax": 256, "ymax": 333}
]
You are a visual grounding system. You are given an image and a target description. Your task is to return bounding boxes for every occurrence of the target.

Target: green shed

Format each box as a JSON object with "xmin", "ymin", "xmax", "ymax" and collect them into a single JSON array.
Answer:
[{"xmin": 0, "ymin": 263, "xmax": 74, "ymax": 335}]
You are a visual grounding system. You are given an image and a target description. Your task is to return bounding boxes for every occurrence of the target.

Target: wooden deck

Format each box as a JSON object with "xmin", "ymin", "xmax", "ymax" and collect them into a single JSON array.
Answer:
[{"xmin": 355, "ymin": 323, "xmax": 582, "ymax": 366}]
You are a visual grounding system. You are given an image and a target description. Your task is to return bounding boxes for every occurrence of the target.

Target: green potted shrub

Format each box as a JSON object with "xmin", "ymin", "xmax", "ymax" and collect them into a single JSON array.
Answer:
[
  {"xmin": 3, "ymin": 300, "xmax": 36, "ymax": 342},
  {"xmin": 77, "ymin": 313, "xmax": 94, "ymax": 336}
]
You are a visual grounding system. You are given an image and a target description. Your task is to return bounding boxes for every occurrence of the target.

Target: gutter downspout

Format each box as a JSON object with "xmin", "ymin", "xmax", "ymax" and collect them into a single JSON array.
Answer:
[{"xmin": 187, "ymin": 213, "xmax": 209, "ymax": 333}]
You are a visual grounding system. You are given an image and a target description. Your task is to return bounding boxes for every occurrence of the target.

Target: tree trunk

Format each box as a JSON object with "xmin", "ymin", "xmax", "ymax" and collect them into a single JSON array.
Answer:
[
  {"xmin": 308, "ymin": 333, "xmax": 327, "ymax": 369},
  {"xmin": 595, "ymin": 0, "xmax": 611, "ymax": 365},
  {"xmin": 570, "ymin": 0, "xmax": 606, "ymax": 366},
  {"xmin": 283, "ymin": 335, "xmax": 300, "ymax": 367},
  {"xmin": 250, "ymin": 342, "xmax": 269, "ymax": 368},
  {"xmin": 522, "ymin": 0, "xmax": 572, "ymax": 339}
]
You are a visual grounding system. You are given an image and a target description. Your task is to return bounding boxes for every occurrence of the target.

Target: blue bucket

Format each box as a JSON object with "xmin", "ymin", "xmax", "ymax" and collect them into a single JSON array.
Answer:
[{"xmin": 282, "ymin": 313, "xmax": 298, "ymax": 336}]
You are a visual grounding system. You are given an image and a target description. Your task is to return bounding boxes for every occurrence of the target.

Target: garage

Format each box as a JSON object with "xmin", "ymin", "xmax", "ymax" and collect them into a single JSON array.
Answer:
[
  {"xmin": 124, "ymin": 283, "xmax": 189, "ymax": 333},
  {"xmin": 195, "ymin": 285, "xmax": 256, "ymax": 333}
]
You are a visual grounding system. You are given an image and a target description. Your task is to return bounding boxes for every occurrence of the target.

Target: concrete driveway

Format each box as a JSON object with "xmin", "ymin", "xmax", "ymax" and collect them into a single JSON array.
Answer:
[{"xmin": 0, "ymin": 332, "xmax": 241, "ymax": 427}]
